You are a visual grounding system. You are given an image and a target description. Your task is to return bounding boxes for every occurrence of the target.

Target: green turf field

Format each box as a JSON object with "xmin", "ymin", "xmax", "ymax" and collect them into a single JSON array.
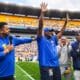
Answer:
[
  {"xmin": 15, "ymin": 64, "xmax": 31, "ymax": 80},
  {"xmin": 16, "ymin": 62, "xmax": 74, "ymax": 80}
]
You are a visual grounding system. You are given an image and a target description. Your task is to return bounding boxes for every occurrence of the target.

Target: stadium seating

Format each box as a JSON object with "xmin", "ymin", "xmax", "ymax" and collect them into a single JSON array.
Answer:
[{"xmin": 0, "ymin": 14, "xmax": 80, "ymax": 29}]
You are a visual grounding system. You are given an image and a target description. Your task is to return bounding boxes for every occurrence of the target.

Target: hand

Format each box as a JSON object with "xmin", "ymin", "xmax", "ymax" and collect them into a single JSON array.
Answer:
[
  {"xmin": 40, "ymin": 2, "xmax": 47, "ymax": 13},
  {"xmin": 7, "ymin": 45, "xmax": 14, "ymax": 51},
  {"xmin": 66, "ymin": 39, "xmax": 70, "ymax": 45},
  {"xmin": 4, "ymin": 45, "xmax": 14, "ymax": 54},
  {"xmin": 32, "ymin": 38, "xmax": 36, "ymax": 41}
]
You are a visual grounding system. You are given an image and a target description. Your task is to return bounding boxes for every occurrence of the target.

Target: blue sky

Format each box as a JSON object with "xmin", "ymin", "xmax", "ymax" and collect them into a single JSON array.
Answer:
[{"xmin": 0, "ymin": 0, "xmax": 80, "ymax": 11}]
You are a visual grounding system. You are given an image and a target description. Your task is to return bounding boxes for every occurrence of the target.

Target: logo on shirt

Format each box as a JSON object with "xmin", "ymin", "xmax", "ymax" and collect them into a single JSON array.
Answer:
[{"xmin": 2, "ymin": 44, "xmax": 7, "ymax": 49}]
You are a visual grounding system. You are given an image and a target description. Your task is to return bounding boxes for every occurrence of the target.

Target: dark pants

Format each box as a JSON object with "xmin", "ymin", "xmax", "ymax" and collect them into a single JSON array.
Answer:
[
  {"xmin": 40, "ymin": 66, "xmax": 61, "ymax": 80},
  {"xmin": 0, "ymin": 75, "xmax": 15, "ymax": 80}
]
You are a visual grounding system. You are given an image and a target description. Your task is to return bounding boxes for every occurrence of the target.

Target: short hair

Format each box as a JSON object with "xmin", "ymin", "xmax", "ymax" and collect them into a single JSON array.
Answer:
[{"xmin": 0, "ymin": 22, "xmax": 8, "ymax": 29}]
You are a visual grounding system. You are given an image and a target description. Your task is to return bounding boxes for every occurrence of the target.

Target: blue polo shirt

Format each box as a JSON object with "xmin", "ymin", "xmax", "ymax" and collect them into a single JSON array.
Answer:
[
  {"xmin": 37, "ymin": 35, "xmax": 59, "ymax": 67},
  {"xmin": 0, "ymin": 36, "xmax": 32, "ymax": 77}
]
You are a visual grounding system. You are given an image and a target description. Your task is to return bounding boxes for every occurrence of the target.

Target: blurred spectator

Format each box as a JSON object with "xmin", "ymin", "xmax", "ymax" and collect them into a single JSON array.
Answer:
[{"xmin": 15, "ymin": 41, "xmax": 38, "ymax": 62}]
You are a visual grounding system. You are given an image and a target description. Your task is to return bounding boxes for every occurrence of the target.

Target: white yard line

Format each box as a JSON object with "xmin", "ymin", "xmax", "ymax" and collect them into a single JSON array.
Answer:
[{"xmin": 16, "ymin": 64, "xmax": 35, "ymax": 80}]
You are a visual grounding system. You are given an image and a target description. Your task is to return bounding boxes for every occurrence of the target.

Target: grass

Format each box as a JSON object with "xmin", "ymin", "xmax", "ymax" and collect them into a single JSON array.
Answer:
[
  {"xmin": 15, "ymin": 64, "xmax": 31, "ymax": 80},
  {"xmin": 15, "ymin": 62, "xmax": 74, "ymax": 80},
  {"xmin": 16, "ymin": 62, "xmax": 40, "ymax": 80}
]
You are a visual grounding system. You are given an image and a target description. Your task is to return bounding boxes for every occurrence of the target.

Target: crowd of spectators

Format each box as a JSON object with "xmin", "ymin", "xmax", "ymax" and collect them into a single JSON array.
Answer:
[{"xmin": 15, "ymin": 41, "xmax": 38, "ymax": 62}]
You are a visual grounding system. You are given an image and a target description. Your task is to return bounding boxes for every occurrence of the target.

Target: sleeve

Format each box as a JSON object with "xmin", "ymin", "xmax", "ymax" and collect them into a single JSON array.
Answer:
[
  {"xmin": 70, "ymin": 44, "xmax": 73, "ymax": 57},
  {"xmin": 53, "ymin": 35, "xmax": 58, "ymax": 45},
  {"xmin": 37, "ymin": 36, "xmax": 43, "ymax": 42},
  {"xmin": 57, "ymin": 45, "xmax": 62, "ymax": 58},
  {"xmin": 13, "ymin": 37, "xmax": 32, "ymax": 46},
  {"xmin": 0, "ymin": 51, "xmax": 5, "ymax": 60},
  {"xmin": 70, "ymin": 43, "xmax": 77, "ymax": 57},
  {"xmin": 0, "ymin": 44, "xmax": 5, "ymax": 60}
]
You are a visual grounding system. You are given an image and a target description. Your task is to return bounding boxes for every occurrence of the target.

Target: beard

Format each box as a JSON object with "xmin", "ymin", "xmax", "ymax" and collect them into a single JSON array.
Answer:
[
  {"xmin": 46, "ymin": 35, "xmax": 52, "ymax": 39},
  {"xmin": 2, "ymin": 33, "xmax": 9, "ymax": 37}
]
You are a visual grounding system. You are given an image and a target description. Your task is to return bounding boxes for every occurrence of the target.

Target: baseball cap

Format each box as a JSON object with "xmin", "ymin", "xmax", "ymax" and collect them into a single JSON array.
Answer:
[
  {"xmin": 44, "ymin": 28, "xmax": 50, "ymax": 32},
  {"xmin": 44, "ymin": 28, "xmax": 54, "ymax": 32}
]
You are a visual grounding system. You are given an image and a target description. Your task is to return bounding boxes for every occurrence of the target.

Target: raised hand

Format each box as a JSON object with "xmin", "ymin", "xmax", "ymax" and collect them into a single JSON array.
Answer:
[
  {"xmin": 40, "ymin": 2, "xmax": 47, "ymax": 13},
  {"xmin": 37, "ymin": 2, "xmax": 47, "ymax": 37},
  {"xmin": 57, "ymin": 12, "xmax": 69, "ymax": 39}
]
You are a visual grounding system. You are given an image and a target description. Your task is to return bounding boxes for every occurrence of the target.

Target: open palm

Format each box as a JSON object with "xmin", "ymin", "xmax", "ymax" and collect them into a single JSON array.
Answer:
[{"xmin": 40, "ymin": 2, "xmax": 47, "ymax": 12}]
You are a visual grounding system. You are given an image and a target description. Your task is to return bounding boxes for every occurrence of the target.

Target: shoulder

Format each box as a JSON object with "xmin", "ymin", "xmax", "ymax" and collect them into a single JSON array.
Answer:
[
  {"xmin": 57, "ymin": 45, "xmax": 61, "ymax": 50},
  {"xmin": 52, "ymin": 35, "xmax": 57, "ymax": 38},
  {"xmin": 52, "ymin": 35, "xmax": 58, "ymax": 41},
  {"xmin": 71, "ymin": 41, "xmax": 78, "ymax": 50},
  {"xmin": 37, "ymin": 36, "xmax": 45, "ymax": 41},
  {"xmin": 71, "ymin": 41, "xmax": 77, "ymax": 46}
]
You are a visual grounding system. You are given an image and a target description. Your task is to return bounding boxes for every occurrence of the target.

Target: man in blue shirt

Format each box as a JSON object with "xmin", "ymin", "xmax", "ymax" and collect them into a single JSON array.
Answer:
[
  {"xmin": 0, "ymin": 22, "xmax": 33, "ymax": 80},
  {"xmin": 71, "ymin": 32, "xmax": 80, "ymax": 80},
  {"xmin": 37, "ymin": 2, "xmax": 68, "ymax": 80}
]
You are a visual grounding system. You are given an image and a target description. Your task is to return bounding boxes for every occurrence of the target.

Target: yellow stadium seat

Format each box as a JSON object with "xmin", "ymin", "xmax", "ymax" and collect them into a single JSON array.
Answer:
[{"xmin": 0, "ymin": 14, "xmax": 80, "ymax": 28}]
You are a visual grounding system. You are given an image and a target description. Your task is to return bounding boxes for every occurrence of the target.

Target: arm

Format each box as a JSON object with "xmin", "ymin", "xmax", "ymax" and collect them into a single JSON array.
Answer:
[
  {"xmin": 0, "ymin": 51, "xmax": 6, "ymax": 59},
  {"xmin": 0, "ymin": 45, "xmax": 13, "ymax": 60},
  {"xmin": 37, "ymin": 2, "xmax": 47, "ymax": 37},
  {"xmin": 57, "ymin": 13, "xmax": 69, "ymax": 39},
  {"xmin": 13, "ymin": 37, "xmax": 32, "ymax": 46}
]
